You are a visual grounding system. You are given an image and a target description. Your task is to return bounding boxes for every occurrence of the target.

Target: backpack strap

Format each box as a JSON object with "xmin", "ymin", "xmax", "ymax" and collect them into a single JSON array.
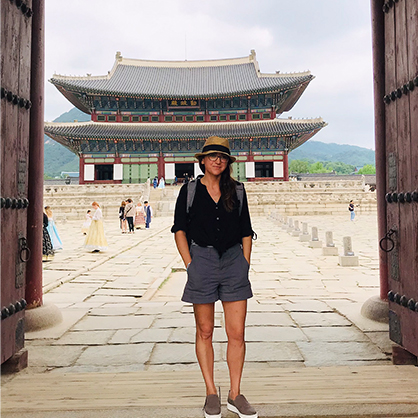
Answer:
[
  {"xmin": 186, "ymin": 175, "xmax": 203, "ymax": 214},
  {"xmin": 187, "ymin": 176, "xmax": 244, "ymax": 216},
  {"xmin": 235, "ymin": 182, "xmax": 244, "ymax": 217}
]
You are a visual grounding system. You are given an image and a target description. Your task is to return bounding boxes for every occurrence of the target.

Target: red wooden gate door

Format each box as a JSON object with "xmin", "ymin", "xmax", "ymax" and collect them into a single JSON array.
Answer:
[
  {"xmin": 383, "ymin": 0, "xmax": 418, "ymax": 358},
  {"xmin": 1, "ymin": 0, "xmax": 32, "ymax": 364}
]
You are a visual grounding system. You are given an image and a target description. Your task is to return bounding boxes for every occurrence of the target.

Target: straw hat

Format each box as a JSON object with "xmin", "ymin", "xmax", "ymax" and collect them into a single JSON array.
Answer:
[{"xmin": 194, "ymin": 136, "xmax": 236, "ymax": 162}]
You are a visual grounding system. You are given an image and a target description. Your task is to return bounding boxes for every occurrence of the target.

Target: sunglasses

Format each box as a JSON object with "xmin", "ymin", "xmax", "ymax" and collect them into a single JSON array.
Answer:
[{"xmin": 207, "ymin": 153, "xmax": 229, "ymax": 162}]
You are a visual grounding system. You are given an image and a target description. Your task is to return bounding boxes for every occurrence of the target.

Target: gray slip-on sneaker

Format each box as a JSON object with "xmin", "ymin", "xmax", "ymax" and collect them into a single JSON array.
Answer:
[
  {"xmin": 203, "ymin": 394, "xmax": 221, "ymax": 418},
  {"xmin": 227, "ymin": 394, "xmax": 257, "ymax": 418}
]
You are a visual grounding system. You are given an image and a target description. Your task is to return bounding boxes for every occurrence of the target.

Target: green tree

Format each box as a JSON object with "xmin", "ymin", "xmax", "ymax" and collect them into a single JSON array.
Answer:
[
  {"xmin": 324, "ymin": 161, "xmax": 356, "ymax": 174},
  {"xmin": 357, "ymin": 164, "xmax": 376, "ymax": 175},
  {"xmin": 289, "ymin": 159, "xmax": 310, "ymax": 173},
  {"xmin": 308, "ymin": 162, "xmax": 331, "ymax": 173}
]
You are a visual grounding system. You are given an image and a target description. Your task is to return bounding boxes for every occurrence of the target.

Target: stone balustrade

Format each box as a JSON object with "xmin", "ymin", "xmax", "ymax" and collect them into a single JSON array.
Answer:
[
  {"xmin": 44, "ymin": 183, "xmax": 149, "ymax": 220},
  {"xmin": 44, "ymin": 179, "xmax": 377, "ymax": 220}
]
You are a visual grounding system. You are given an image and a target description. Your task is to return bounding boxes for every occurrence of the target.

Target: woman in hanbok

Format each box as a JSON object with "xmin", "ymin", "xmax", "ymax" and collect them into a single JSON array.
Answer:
[
  {"xmin": 44, "ymin": 206, "xmax": 63, "ymax": 250},
  {"xmin": 84, "ymin": 202, "xmax": 108, "ymax": 252},
  {"xmin": 134, "ymin": 202, "xmax": 146, "ymax": 229},
  {"xmin": 158, "ymin": 177, "xmax": 165, "ymax": 189},
  {"xmin": 42, "ymin": 211, "xmax": 54, "ymax": 261},
  {"xmin": 82, "ymin": 210, "xmax": 92, "ymax": 235}
]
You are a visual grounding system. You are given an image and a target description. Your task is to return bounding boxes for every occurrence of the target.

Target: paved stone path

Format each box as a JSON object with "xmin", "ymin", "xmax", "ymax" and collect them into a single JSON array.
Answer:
[{"xmin": 10, "ymin": 212, "xmax": 391, "ymax": 378}]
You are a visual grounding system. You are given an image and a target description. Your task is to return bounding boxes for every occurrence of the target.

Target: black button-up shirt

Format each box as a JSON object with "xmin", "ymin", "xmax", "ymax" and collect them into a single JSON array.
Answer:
[{"xmin": 171, "ymin": 179, "xmax": 253, "ymax": 255}]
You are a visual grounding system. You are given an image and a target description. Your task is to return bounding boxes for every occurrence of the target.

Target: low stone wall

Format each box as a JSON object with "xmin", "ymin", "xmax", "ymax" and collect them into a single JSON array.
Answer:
[
  {"xmin": 44, "ymin": 183, "xmax": 150, "ymax": 220},
  {"xmin": 44, "ymin": 179, "xmax": 377, "ymax": 220},
  {"xmin": 244, "ymin": 180, "xmax": 376, "ymax": 216},
  {"xmin": 153, "ymin": 179, "xmax": 377, "ymax": 217}
]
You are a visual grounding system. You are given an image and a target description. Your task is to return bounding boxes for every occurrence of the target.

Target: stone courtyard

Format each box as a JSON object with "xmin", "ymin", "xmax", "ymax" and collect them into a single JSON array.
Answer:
[
  {"xmin": 19, "ymin": 212, "xmax": 391, "ymax": 374},
  {"xmin": 3, "ymin": 210, "xmax": 418, "ymax": 418}
]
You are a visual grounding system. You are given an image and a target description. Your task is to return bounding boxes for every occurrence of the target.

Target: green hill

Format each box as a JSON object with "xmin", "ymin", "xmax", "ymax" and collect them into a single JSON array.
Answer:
[
  {"xmin": 44, "ymin": 107, "xmax": 376, "ymax": 177},
  {"xmin": 289, "ymin": 141, "xmax": 375, "ymax": 166},
  {"xmin": 44, "ymin": 108, "xmax": 89, "ymax": 177}
]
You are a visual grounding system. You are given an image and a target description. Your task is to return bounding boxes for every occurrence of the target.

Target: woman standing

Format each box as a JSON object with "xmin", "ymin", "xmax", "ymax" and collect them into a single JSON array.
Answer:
[
  {"xmin": 42, "ymin": 210, "xmax": 54, "ymax": 261},
  {"xmin": 124, "ymin": 198, "xmax": 135, "ymax": 233},
  {"xmin": 84, "ymin": 202, "xmax": 108, "ymax": 252},
  {"xmin": 44, "ymin": 206, "xmax": 63, "ymax": 250},
  {"xmin": 119, "ymin": 201, "xmax": 127, "ymax": 233},
  {"xmin": 134, "ymin": 202, "xmax": 146, "ymax": 229},
  {"xmin": 171, "ymin": 136, "xmax": 257, "ymax": 418}
]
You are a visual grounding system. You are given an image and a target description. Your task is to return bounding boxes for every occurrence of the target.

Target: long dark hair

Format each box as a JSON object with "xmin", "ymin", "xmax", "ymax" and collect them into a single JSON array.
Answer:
[{"xmin": 198, "ymin": 158, "xmax": 237, "ymax": 212}]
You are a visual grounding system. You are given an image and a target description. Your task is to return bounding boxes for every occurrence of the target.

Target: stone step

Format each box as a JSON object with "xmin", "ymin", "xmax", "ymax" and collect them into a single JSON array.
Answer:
[{"xmin": 2, "ymin": 365, "xmax": 418, "ymax": 417}]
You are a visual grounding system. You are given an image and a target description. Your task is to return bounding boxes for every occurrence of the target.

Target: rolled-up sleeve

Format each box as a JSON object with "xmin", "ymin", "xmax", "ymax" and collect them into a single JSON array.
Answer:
[{"xmin": 171, "ymin": 184, "xmax": 188, "ymax": 234}]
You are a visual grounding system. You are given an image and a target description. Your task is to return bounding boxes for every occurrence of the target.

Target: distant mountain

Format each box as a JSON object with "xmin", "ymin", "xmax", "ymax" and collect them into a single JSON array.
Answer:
[
  {"xmin": 289, "ymin": 141, "xmax": 375, "ymax": 166},
  {"xmin": 44, "ymin": 107, "xmax": 376, "ymax": 177},
  {"xmin": 44, "ymin": 108, "xmax": 89, "ymax": 177}
]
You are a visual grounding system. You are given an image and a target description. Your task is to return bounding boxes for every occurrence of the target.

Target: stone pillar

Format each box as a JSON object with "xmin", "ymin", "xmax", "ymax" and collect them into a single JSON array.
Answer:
[
  {"xmin": 281, "ymin": 216, "xmax": 288, "ymax": 230},
  {"xmin": 287, "ymin": 217, "xmax": 294, "ymax": 233},
  {"xmin": 322, "ymin": 231, "xmax": 339, "ymax": 256},
  {"xmin": 338, "ymin": 236, "xmax": 359, "ymax": 266},
  {"xmin": 291, "ymin": 220, "xmax": 301, "ymax": 237},
  {"xmin": 299, "ymin": 222, "xmax": 310, "ymax": 242},
  {"xmin": 308, "ymin": 227, "xmax": 322, "ymax": 248}
]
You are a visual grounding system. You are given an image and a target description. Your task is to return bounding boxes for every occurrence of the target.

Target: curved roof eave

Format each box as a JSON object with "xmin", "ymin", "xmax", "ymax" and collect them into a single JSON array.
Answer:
[
  {"xmin": 49, "ymin": 51, "xmax": 314, "ymax": 102},
  {"xmin": 44, "ymin": 118, "xmax": 327, "ymax": 143}
]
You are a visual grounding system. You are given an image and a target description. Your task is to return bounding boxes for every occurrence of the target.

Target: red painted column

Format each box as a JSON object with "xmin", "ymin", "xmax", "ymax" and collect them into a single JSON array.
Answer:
[
  {"xmin": 371, "ymin": 0, "xmax": 388, "ymax": 300},
  {"xmin": 79, "ymin": 156, "xmax": 85, "ymax": 185},
  {"xmin": 283, "ymin": 152, "xmax": 289, "ymax": 181},
  {"xmin": 26, "ymin": 0, "xmax": 45, "ymax": 309},
  {"xmin": 157, "ymin": 154, "xmax": 165, "ymax": 180}
]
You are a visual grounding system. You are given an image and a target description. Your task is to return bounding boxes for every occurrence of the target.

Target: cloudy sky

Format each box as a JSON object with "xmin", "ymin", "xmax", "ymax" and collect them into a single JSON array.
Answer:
[{"xmin": 45, "ymin": 0, "xmax": 375, "ymax": 149}]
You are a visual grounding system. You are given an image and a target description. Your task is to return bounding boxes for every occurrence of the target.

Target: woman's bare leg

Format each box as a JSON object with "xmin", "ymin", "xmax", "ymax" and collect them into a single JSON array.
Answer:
[
  {"xmin": 194, "ymin": 303, "xmax": 217, "ymax": 395},
  {"xmin": 222, "ymin": 299, "xmax": 247, "ymax": 399}
]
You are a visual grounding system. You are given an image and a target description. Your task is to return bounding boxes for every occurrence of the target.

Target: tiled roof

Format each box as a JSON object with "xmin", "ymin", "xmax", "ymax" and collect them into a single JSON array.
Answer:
[
  {"xmin": 50, "ymin": 52, "xmax": 313, "ymax": 99},
  {"xmin": 44, "ymin": 118, "xmax": 326, "ymax": 150}
]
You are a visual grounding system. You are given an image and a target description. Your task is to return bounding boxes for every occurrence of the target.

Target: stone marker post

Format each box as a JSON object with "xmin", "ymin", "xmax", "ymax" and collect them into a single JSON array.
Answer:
[
  {"xmin": 281, "ymin": 216, "xmax": 288, "ymax": 230},
  {"xmin": 309, "ymin": 227, "xmax": 322, "ymax": 248},
  {"xmin": 323, "ymin": 231, "xmax": 339, "ymax": 256},
  {"xmin": 291, "ymin": 220, "xmax": 301, "ymax": 237},
  {"xmin": 287, "ymin": 217, "xmax": 295, "ymax": 233},
  {"xmin": 339, "ymin": 236, "xmax": 359, "ymax": 266},
  {"xmin": 299, "ymin": 222, "xmax": 310, "ymax": 242}
]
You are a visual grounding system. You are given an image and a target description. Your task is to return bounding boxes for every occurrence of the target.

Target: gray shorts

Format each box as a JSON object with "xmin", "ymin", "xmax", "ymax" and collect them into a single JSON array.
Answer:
[{"xmin": 182, "ymin": 243, "xmax": 253, "ymax": 304}]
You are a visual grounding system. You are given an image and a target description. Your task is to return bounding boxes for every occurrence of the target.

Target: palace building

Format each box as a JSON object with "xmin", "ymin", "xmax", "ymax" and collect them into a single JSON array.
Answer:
[{"xmin": 45, "ymin": 50, "xmax": 326, "ymax": 184}]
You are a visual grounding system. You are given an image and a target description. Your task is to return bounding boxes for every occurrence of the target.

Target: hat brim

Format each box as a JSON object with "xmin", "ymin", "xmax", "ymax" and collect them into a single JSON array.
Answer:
[{"xmin": 194, "ymin": 150, "xmax": 236, "ymax": 163}]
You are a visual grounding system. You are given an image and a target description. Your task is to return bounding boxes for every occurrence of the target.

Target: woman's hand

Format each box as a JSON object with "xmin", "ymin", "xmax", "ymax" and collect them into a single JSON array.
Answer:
[
  {"xmin": 174, "ymin": 231, "xmax": 192, "ymax": 269},
  {"xmin": 242, "ymin": 235, "xmax": 252, "ymax": 266}
]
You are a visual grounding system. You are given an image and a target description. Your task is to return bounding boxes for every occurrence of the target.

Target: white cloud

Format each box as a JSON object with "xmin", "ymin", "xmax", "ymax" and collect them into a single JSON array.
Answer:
[{"xmin": 44, "ymin": 0, "xmax": 375, "ymax": 148}]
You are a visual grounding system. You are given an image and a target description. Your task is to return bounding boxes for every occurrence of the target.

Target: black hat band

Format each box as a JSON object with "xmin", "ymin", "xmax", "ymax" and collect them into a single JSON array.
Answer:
[{"xmin": 201, "ymin": 144, "xmax": 230, "ymax": 155}]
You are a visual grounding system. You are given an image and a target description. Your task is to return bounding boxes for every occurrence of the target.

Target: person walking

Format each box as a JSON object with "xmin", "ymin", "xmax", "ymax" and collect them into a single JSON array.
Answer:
[
  {"xmin": 144, "ymin": 201, "xmax": 152, "ymax": 229},
  {"xmin": 119, "ymin": 201, "xmax": 128, "ymax": 233},
  {"xmin": 348, "ymin": 200, "xmax": 356, "ymax": 221},
  {"xmin": 82, "ymin": 209, "xmax": 92, "ymax": 235},
  {"xmin": 44, "ymin": 206, "xmax": 63, "ymax": 250},
  {"xmin": 134, "ymin": 202, "xmax": 146, "ymax": 229},
  {"xmin": 171, "ymin": 136, "xmax": 257, "ymax": 418},
  {"xmin": 125, "ymin": 199, "xmax": 135, "ymax": 233},
  {"xmin": 84, "ymin": 202, "xmax": 108, "ymax": 252}
]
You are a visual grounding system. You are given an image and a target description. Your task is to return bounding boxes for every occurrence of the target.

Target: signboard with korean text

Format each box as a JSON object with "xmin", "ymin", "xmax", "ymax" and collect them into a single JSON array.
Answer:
[{"xmin": 167, "ymin": 99, "xmax": 200, "ymax": 109}]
